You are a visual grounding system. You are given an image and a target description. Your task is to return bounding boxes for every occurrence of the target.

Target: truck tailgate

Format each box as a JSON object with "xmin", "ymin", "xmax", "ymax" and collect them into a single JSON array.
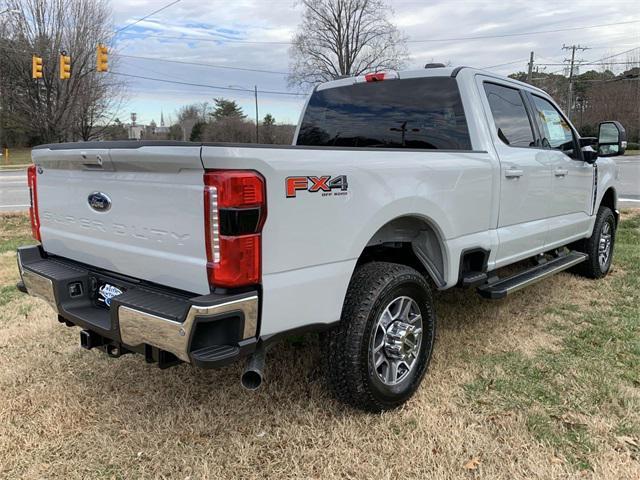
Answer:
[{"xmin": 32, "ymin": 145, "xmax": 209, "ymax": 295}]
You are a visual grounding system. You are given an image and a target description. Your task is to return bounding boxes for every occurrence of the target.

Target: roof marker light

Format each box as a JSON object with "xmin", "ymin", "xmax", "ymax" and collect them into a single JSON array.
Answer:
[{"xmin": 364, "ymin": 72, "xmax": 386, "ymax": 82}]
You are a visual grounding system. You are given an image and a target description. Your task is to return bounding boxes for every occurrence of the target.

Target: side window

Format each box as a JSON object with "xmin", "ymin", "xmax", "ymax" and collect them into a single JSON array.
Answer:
[
  {"xmin": 483, "ymin": 82, "xmax": 535, "ymax": 148},
  {"xmin": 530, "ymin": 95, "xmax": 576, "ymax": 158}
]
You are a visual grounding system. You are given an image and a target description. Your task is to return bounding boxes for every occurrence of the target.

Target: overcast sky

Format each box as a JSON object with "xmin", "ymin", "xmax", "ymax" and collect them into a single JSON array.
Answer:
[{"xmin": 109, "ymin": 0, "xmax": 640, "ymax": 126}]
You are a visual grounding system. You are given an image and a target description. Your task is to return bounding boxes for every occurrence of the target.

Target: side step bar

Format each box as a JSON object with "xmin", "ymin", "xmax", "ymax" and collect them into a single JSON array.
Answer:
[{"xmin": 477, "ymin": 252, "xmax": 587, "ymax": 300}]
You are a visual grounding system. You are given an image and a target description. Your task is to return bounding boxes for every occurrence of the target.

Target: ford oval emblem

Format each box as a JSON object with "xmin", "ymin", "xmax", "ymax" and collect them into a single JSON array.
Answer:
[{"xmin": 88, "ymin": 192, "xmax": 112, "ymax": 212}]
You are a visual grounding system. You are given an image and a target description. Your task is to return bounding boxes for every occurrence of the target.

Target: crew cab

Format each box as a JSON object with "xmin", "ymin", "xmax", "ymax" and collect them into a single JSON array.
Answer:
[{"xmin": 17, "ymin": 66, "xmax": 626, "ymax": 412}]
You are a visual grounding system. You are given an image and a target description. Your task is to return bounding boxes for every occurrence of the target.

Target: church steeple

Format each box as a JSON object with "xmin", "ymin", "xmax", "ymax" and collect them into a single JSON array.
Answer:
[{"xmin": 160, "ymin": 109, "xmax": 165, "ymax": 127}]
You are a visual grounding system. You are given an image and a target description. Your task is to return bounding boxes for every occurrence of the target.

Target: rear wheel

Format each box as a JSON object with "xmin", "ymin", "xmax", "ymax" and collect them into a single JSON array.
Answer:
[
  {"xmin": 323, "ymin": 262, "xmax": 436, "ymax": 412},
  {"xmin": 572, "ymin": 206, "xmax": 616, "ymax": 279}
]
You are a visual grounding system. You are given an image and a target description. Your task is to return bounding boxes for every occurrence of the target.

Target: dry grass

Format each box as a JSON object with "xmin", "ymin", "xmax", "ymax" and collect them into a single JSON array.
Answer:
[{"xmin": 1, "ymin": 212, "xmax": 639, "ymax": 479}]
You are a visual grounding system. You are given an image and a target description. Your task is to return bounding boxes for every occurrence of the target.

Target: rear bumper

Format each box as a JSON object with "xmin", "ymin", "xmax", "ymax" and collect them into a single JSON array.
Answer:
[{"xmin": 16, "ymin": 245, "xmax": 259, "ymax": 368}]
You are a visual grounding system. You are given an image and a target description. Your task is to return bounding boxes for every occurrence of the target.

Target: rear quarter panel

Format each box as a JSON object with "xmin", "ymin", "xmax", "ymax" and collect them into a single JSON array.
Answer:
[{"xmin": 202, "ymin": 146, "xmax": 497, "ymax": 335}]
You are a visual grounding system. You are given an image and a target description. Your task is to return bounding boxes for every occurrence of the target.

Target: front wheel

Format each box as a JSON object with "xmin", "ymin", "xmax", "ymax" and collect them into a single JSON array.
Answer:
[
  {"xmin": 323, "ymin": 262, "xmax": 436, "ymax": 412},
  {"xmin": 572, "ymin": 205, "xmax": 616, "ymax": 279}
]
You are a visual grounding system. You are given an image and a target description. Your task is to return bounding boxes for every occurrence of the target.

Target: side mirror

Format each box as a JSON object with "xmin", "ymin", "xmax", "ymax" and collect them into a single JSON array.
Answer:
[
  {"xmin": 581, "ymin": 145, "xmax": 598, "ymax": 164},
  {"xmin": 598, "ymin": 121, "xmax": 627, "ymax": 157}
]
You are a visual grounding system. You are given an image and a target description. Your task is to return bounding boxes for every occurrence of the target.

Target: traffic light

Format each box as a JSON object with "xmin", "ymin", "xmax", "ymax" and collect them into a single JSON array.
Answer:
[
  {"xmin": 96, "ymin": 44, "xmax": 108, "ymax": 72},
  {"xmin": 59, "ymin": 53, "xmax": 71, "ymax": 79},
  {"xmin": 32, "ymin": 55, "xmax": 43, "ymax": 79}
]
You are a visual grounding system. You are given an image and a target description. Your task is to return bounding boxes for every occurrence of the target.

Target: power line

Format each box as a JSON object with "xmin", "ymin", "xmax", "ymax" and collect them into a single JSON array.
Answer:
[
  {"xmin": 107, "ymin": 71, "xmax": 308, "ymax": 97},
  {"xmin": 118, "ymin": 54, "xmax": 288, "ymax": 75},
  {"xmin": 117, "ymin": 31, "xmax": 290, "ymax": 45},
  {"xmin": 591, "ymin": 46, "xmax": 640, "ymax": 63},
  {"xmin": 117, "ymin": 44, "xmax": 637, "ymax": 79},
  {"xmin": 407, "ymin": 20, "xmax": 640, "ymax": 43},
  {"xmin": 481, "ymin": 58, "xmax": 527, "ymax": 69},
  {"xmin": 116, "ymin": 19, "xmax": 640, "ymax": 45},
  {"xmin": 112, "ymin": 0, "xmax": 182, "ymax": 36}
]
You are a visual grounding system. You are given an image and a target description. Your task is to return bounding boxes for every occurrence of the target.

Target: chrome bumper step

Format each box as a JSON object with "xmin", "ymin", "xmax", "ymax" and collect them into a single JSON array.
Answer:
[
  {"xmin": 477, "ymin": 251, "xmax": 588, "ymax": 300},
  {"xmin": 16, "ymin": 245, "xmax": 259, "ymax": 369}
]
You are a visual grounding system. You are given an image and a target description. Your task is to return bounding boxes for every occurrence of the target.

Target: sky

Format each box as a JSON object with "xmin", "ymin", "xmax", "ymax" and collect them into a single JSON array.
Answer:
[{"xmin": 108, "ymin": 0, "xmax": 640, "ymax": 126}]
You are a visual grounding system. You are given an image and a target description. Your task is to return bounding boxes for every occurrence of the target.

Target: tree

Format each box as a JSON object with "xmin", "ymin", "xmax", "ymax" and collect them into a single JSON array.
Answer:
[
  {"xmin": 102, "ymin": 118, "xmax": 127, "ymax": 141},
  {"xmin": 0, "ymin": 0, "xmax": 126, "ymax": 144},
  {"xmin": 177, "ymin": 103, "xmax": 208, "ymax": 123},
  {"xmin": 204, "ymin": 118, "xmax": 254, "ymax": 143},
  {"xmin": 211, "ymin": 98, "xmax": 246, "ymax": 120},
  {"xmin": 288, "ymin": 0, "xmax": 407, "ymax": 88},
  {"xmin": 263, "ymin": 113, "xmax": 276, "ymax": 127},
  {"xmin": 177, "ymin": 104, "xmax": 205, "ymax": 142},
  {"xmin": 260, "ymin": 113, "xmax": 276, "ymax": 143},
  {"xmin": 168, "ymin": 124, "xmax": 184, "ymax": 141},
  {"xmin": 190, "ymin": 121, "xmax": 206, "ymax": 141}
]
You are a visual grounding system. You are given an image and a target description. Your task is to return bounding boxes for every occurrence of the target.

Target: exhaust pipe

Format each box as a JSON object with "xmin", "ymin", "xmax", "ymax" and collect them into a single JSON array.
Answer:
[{"xmin": 241, "ymin": 344, "xmax": 266, "ymax": 391}]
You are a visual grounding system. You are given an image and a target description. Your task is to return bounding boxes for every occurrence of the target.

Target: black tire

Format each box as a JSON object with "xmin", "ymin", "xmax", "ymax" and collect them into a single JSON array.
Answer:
[
  {"xmin": 572, "ymin": 206, "xmax": 616, "ymax": 279},
  {"xmin": 322, "ymin": 262, "xmax": 436, "ymax": 412}
]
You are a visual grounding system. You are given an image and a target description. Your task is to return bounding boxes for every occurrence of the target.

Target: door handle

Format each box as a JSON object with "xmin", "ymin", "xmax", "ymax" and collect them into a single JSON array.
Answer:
[
  {"xmin": 554, "ymin": 168, "xmax": 569, "ymax": 177},
  {"xmin": 504, "ymin": 168, "xmax": 524, "ymax": 178}
]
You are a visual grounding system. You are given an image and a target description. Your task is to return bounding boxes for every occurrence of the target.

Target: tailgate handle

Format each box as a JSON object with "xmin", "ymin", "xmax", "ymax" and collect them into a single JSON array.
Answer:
[{"xmin": 81, "ymin": 152, "xmax": 104, "ymax": 169}]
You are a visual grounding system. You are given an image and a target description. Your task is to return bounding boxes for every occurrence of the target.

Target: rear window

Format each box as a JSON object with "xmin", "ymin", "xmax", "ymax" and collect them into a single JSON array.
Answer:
[{"xmin": 296, "ymin": 77, "xmax": 472, "ymax": 150}]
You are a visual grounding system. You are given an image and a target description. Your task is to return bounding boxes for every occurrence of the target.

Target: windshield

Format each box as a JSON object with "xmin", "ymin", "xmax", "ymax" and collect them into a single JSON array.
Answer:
[{"xmin": 296, "ymin": 77, "xmax": 472, "ymax": 150}]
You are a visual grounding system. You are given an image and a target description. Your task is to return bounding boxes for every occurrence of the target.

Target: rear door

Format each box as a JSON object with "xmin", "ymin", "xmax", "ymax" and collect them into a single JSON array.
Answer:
[
  {"xmin": 478, "ymin": 78, "xmax": 552, "ymax": 266},
  {"xmin": 526, "ymin": 94, "xmax": 594, "ymax": 245},
  {"xmin": 32, "ymin": 144, "xmax": 209, "ymax": 295}
]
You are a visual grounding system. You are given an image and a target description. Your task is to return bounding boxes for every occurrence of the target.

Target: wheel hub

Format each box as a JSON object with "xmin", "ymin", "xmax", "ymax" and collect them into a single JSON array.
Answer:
[
  {"xmin": 384, "ymin": 321, "xmax": 421, "ymax": 361},
  {"xmin": 370, "ymin": 296, "xmax": 424, "ymax": 386},
  {"xmin": 598, "ymin": 221, "xmax": 612, "ymax": 271}
]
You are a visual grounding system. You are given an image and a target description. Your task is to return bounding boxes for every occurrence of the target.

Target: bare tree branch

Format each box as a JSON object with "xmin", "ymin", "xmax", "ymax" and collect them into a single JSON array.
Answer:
[
  {"xmin": 288, "ymin": 0, "xmax": 407, "ymax": 89},
  {"xmin": 0, "ymin": 0, "xmax": 127, "ymax": 144}
]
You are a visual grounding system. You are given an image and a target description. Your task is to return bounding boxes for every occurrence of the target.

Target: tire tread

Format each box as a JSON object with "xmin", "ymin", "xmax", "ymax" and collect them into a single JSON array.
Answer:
[{"xmin": 323, "ymin": 261, "xmax": 434, "ymax": 412}]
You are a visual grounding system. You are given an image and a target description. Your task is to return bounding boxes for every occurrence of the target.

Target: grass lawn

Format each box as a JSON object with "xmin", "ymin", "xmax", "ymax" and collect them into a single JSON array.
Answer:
[
  {"xmin": 625, "ymin": 150, "xmax": 640, "ymax": 156},
  {"xmin": 0, "ymin": 148, "xmax": 32, "ymax": 167},
  {"xmin": 0, "ymin": 212, "xmax": 639, "ymax": 479}
]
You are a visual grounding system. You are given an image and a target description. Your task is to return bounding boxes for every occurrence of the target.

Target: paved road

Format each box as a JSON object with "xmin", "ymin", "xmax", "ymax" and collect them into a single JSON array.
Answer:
[
  {"xmin": 616, "ymin": 156, "xmax": 640, "ymax": 209},
  {"xmin": 0, "ymin": 169, "xmax": 29, "ymax": 213},
  {"xmin": 1, "ymin": 156, "xmax": 639, "ymax": 213}
]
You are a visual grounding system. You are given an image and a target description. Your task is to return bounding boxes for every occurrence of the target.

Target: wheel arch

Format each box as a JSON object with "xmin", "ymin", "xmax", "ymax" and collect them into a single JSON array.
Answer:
[
  {"xmin": 354, "ymin": 214, "xmax": 448, "ymax": 288},
  {"xmin": 598, "ymin": 186, "xmax": 619, "ymax": 225}
]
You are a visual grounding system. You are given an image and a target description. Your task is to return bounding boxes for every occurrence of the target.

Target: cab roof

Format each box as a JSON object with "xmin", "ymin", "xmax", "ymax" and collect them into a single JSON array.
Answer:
[{"xmin": 315, "ymin": 66, "xmax": 547, "ymax": 95}]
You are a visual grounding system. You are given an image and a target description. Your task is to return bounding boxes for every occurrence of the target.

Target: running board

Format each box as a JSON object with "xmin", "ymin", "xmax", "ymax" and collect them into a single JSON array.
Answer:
[{"xmin": 477, "ymin": 252, "xmax": 588, "ymax": 300}]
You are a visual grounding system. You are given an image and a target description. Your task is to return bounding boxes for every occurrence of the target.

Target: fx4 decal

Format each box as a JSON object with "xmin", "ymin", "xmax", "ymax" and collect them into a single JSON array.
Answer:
[{"xmin": 286, "ymin": 175, "xmax": 349, "ymax": 198}]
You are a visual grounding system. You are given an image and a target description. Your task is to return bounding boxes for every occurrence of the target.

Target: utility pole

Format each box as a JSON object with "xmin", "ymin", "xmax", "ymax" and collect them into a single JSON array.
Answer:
[
  {"xmin": 527, "ymin": 51, "xmax": 534, "ymax": 84},
  {"xmin": 254, "ymin": 85, "xmax": 259, "ymax": 144},
  {"xmin": 562, "ymin": 44, "xmax": 588, "ymax": 120}
]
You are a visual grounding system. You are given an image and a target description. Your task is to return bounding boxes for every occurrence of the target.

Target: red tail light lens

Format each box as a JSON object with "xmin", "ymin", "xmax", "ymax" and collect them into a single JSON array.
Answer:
[
  {"xmin": 27, "ymin": 165, "xmax": 41, "ymax": 241},
  {"xmin": 365, "ymin": 72, "xmax": 386, "ymax": 82},
  {"xmin": 204, "ymin": 171, "xmax": 266, "ymax": 288}
]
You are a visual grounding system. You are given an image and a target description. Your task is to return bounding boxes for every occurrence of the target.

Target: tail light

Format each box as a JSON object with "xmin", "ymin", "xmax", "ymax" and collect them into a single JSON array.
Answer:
[
  {"xmin": 27, "ymin": 165, "xmax": 41, "ymax": 241},
  {"xmin": 362, "ymin": 71, "xmax": 398, "ymax": 83},
  {"xmin": 364, "ymin": 72, "xmax": 386, "ymax": 82},
  {"xmin": 204, "ymin": 171, "xmax": 266, "ymax": 288}
]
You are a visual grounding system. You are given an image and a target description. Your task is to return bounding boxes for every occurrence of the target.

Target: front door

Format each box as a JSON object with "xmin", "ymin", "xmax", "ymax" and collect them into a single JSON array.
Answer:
[
  {"xmin": 527, "ymin": 94, "xmax": 594, "ymax": 246},
  {"xmin": 479, "ymin": 79, "xmax": 552, "ymax": 267}
]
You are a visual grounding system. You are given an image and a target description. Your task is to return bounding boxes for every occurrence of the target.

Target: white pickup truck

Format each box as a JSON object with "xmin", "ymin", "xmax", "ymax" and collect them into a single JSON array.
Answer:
[{"xmin": 17, "ymin": 66, "xmax": 627, "ymax": 412}]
